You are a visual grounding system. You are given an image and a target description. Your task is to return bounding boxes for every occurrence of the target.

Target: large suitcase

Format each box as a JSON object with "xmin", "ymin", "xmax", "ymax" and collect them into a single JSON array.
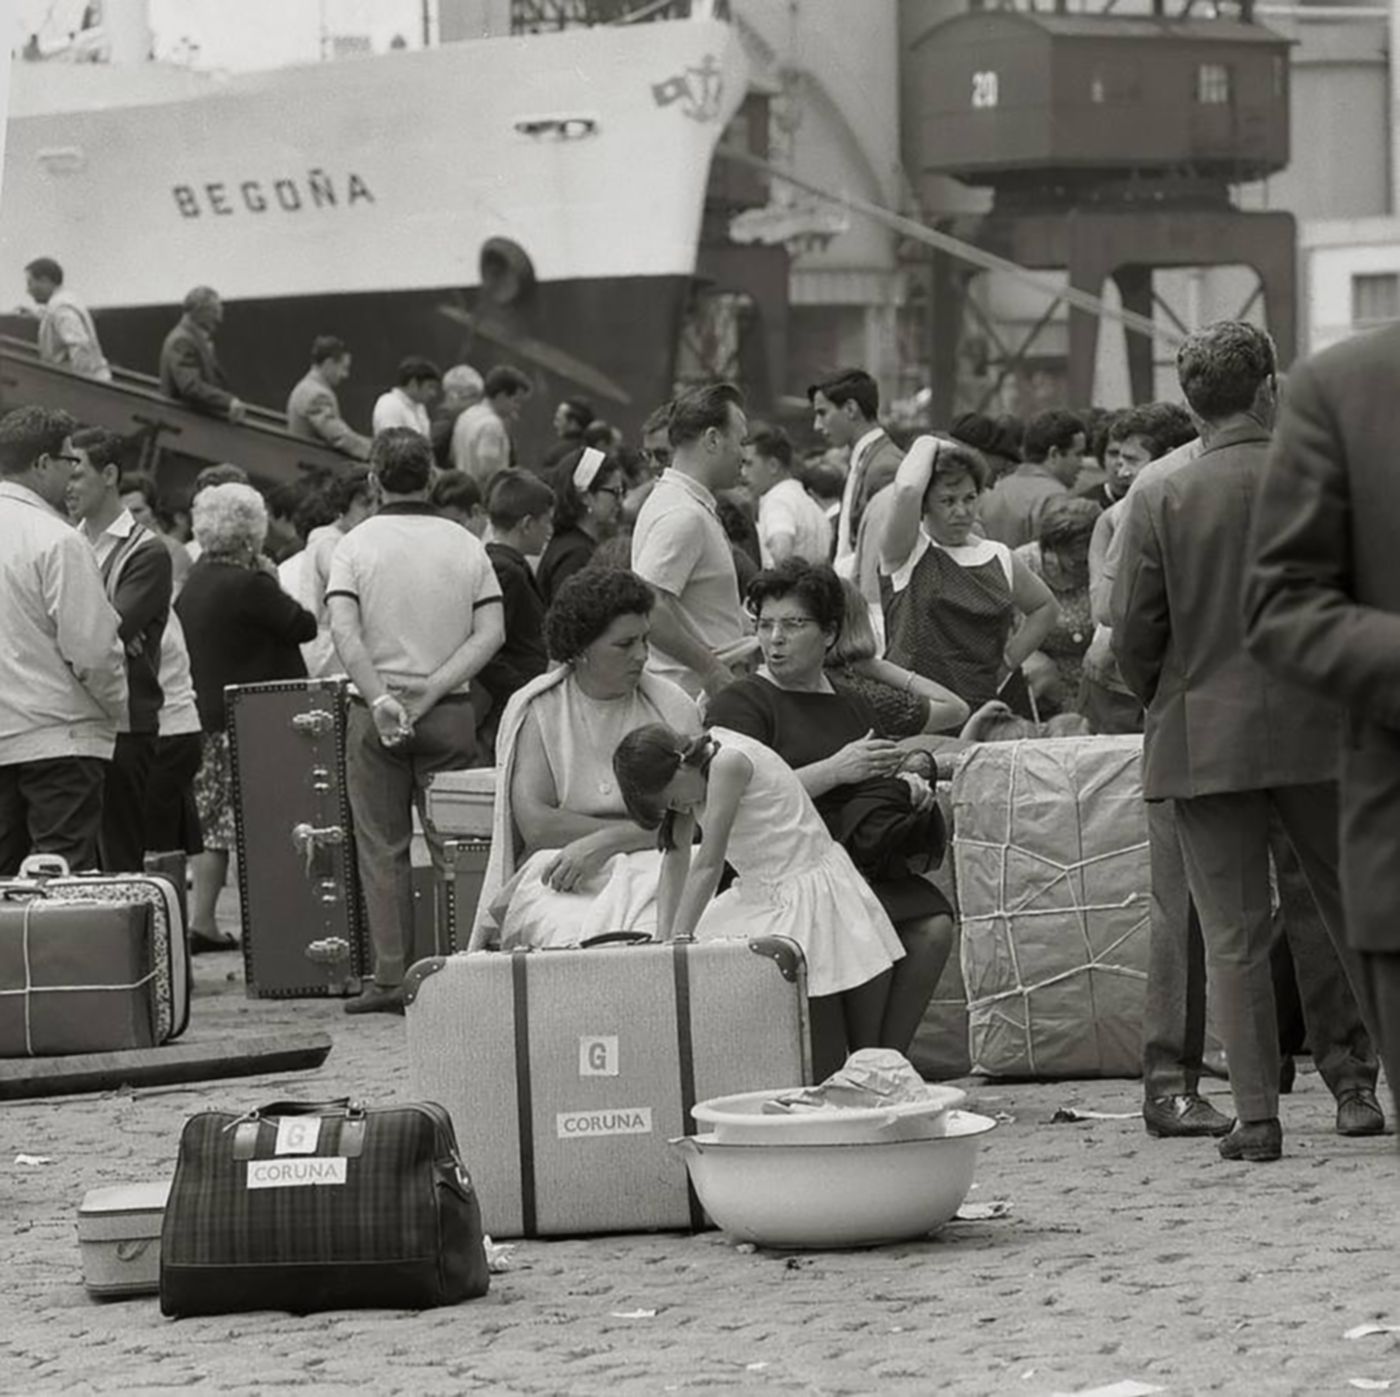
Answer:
[
  {"xmin": 159, "ymin": 1098, "xmax": 490, "ymax": 1316},
  {"xmin": 0, "ymin": 892, "xmax": 156, "ymax": 1056},
  {"xmin": 3, "ymin": 854, "xmax": 190, "ymax": 1043},
  {"xmin": 408, "ymin": 839, "xmax": 489, "ymax": 967},
  {"xmin": 952, "ymin": 736, "xmax": 1150, "ymax": 1079},
  {"xmin": 226, "ymin": 679, "xmax": 369, "ymax": 997},
  {"xmin": 405, "ymin": 937, "xmax": 811, "ymax": 1238}
]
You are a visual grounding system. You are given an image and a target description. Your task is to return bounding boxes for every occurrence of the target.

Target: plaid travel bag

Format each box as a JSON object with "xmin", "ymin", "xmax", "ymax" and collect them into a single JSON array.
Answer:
[{"xmin": 159, "ymin": 1098, "xmax": 490, "ymax": 1316}]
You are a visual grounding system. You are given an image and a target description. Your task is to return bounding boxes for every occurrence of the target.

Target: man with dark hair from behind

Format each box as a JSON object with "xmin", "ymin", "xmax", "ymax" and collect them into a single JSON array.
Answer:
[
  {"xmin": 0, "ymin": 406, "xmax": 127, "ymax": 874},
  {"xmin": 452, "ymin": 364, "xmax": 532, "ymax": 489},
  {"xmin": 371, "ymin": 355, "xmax": 441, "ymax": 438},
  {"xmin": 160, "ymin": 285, "xmax": 246, "ymax": 422},
  {"xmin": 977, "ymin": 408, "xmax": 1085, "ymax": 550},
  {"xmin": 476, "ymin": 471, "xmax": 555, "ymax": 744},
  {"xmin": 287, "ymin": 335, "xmax": 371, "ymax": 461},
  {"xmin": 327, "ymin": 428, "xmax": 504, "ymax": 1014},
  {"xmin": 630, "ymin": 381, "xmax": 753, "ymax": 700},
  {"xmin": 67, "ymin": 428, "xmax": 174, "ymax": 871},
  {"xmin": 25, "ymin": 256, "xmax": 112, "ymax": 381},
  {"xmin": 808, "ymin": 369, "xmax": 902, "ymax": 584},
  {"xmin": 1113, "ymin": 321, "xmax": 1385, "ymax": 1160}
]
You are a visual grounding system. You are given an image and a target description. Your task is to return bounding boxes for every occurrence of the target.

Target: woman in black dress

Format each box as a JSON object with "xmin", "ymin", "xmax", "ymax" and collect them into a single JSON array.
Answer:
[{"xmin": 706, "ymin": 560, "xmax": 959, "ymax": 1062}]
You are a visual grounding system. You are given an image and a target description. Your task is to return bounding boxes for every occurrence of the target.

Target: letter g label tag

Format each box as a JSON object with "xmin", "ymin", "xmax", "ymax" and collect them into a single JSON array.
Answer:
[
  {"xmin": 579, "ymin": 1036, "xmax": 619, "ymax": 1077},
  {"xmin": 274, "ymin": 1116, "xmax": 322, "ymax": 1155}
]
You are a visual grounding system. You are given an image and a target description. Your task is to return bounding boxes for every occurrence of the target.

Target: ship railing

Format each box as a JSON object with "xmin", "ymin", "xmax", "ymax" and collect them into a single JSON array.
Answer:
[{"xmin": 0, "ymin": 334, "xmax": 350, "ymax": 493}]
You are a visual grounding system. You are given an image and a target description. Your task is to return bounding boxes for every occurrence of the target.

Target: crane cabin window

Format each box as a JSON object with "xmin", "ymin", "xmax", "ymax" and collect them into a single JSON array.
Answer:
[
  {"xmin": 1196, "ymin": 63, "xmax": 1232, "ymax": 106},
  {"xmin": 1352, "ymin": 273, "xmax": 1400, "ymax": 329}
]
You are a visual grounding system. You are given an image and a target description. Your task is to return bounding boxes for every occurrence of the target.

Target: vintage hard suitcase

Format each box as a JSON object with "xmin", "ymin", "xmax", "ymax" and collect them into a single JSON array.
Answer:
[
  {"xmin": 78, "ymin": 1181, "xmax": 170, "ymax": 1298},
  {"xmin": 405, "ymin": 937, "xmax": 811, "ymax": 1238},
  {"xmin": 0, "ymin": 893, "xmax": 156, "ymax": 1056},
  {"xmin": 9, "ymin": 855, "xmax": 190, "ymax": 1044},
  {"xmin": 423, "ymin": 768, "xmax": 496, "ymax": 838},
  {"xmin": 226, "ymin": 679, "xmax": 368, "ymax": 997},
  {"xmin": 408, "ymin": 840, "xmax": 489, "ymax": 967},
  {"xmin": 953, "ymin": 736, "xmax": 1151, "ymax": 1079},
  {"xmin": 159, "ymin": 1098, "xmax": 491, "ymax": 1316}
]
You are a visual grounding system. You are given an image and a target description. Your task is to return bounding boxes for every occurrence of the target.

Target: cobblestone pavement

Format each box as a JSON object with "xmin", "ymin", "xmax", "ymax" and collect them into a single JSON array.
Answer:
[{"xmin": 2, "ymin": 950, "xmax": 1396, "ymax": 1397}]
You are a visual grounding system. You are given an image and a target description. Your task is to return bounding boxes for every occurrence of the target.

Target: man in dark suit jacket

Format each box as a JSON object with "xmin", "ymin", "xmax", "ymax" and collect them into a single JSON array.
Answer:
[
  {"xmin": 808, "ymin": 369, "xmax": 901, "ymax": 592},
  {"xmin": 1245, "ymin": 320, "xmax": 1400, "ymax": 1133},
  {"xmin": 1113, "ymin": 321, "xmax": 1386, "ymax": 1163},
  {"xmin": 68, "ymin": 428, "xmax": 173, "ymax": 871},
  {"xmin": 160, "ymin": 286, "xmax": 246, "ymax": 423}
]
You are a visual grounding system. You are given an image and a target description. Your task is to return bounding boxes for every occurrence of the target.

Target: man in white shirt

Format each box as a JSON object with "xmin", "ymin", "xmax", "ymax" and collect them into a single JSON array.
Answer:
[
  {"xmin": 741, "ymin": 425, "xmax": 831, "ymax": 568},
  {"xmin": 0, "ymin": 406, "xmax": 126, "ymax": 875},
  {"xmin": 631, "ymin": 382, "xmax": 752, "ymax": 700},
  {"xmin": 24, "ymin": 257, "xmax": 112, "ymax": 381},
  {"xmin": 327, "ymin": 429, "xmax": 504, "ymax": 1014},
  {"xmin": 451, "ymin": 364, "xmax": 532, "ymax": 489},
  {"xmin": 370, "ymin": 356, "xmax": 441, "ymax": 439}
]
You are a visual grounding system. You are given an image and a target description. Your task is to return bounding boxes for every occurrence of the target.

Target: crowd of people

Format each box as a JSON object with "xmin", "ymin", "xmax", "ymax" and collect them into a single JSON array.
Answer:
[{"xmin": 3, "ymin": 268, "xmax": 1396, "ymax": 1160}]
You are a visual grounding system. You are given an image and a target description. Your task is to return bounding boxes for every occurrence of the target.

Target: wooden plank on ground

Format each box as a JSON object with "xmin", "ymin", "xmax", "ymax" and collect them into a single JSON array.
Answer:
[{"xmin": 0, "ymin": 1032, "xmax": 333, "ymax": 1101}]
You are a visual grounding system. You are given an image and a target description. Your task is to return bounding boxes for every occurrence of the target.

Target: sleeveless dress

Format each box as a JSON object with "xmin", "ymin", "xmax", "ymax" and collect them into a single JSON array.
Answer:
[
  {"xmin": 498, "ymin": 673, "xmax": 699, "ymax": 948},
  {"xmin": 695, "ymin": 728, "xmax": 905, "ymax": 998},
  {"xmin": 881, "ymin": 531, "xmax": 1016, "ymax": 709}
]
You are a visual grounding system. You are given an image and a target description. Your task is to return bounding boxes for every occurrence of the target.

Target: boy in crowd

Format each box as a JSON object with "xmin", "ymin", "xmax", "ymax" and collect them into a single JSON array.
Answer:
[
  {"xmin": 476, "ymin": 472, "xmax": 555, "ymax": 746},
  {"xmin": 742, "ymin": 425, "xmax": 831, "ymax": 567}
]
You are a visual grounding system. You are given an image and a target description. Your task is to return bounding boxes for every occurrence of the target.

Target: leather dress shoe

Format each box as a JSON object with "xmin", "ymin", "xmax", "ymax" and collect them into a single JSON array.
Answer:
[
  {"xmin": 1336, "ymin": 1087, "xmax": 1387, "ymax": 1137},
  {"xmin": 1143, "ymin": 1094, "xmax": 1235, "ymax": 1138},
  {"xmin": 1218, "ymin": 1118, "xmax": 1283, "ymax": 1162},
  {"xmin": 343, "ymin": 985, "xmax": 406, "ymax": 1017}
]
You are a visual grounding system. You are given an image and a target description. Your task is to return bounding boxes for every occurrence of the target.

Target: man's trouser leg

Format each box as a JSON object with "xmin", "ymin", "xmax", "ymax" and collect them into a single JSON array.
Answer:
[
  {"xmin": 1270, "ymin": 785, "xmax": 1382, "ymax": 1098},
  {"xmin": 12, "ymin": 757, "xmax": 107, "ymax": 875},
  {"xmin": 1174, "ymin": 789, "xmax": 1279, "ymax": 1124},
  {"xmin": 0, "ymin": 765, "xmax": 29, "ymax": 877},
  {"xmin": 409, "ymin": 698, "xmax": 479, "ymax": 879},
  {"xmin": 1141, "ymin": 798, "xmax": 1207, "ymax": 1099},
  {"xmin": 1353, "ymin": 953, "xmax": 1400, "ymax": 1129},
  {"xmin": 100, "ymin": 733, "xmax": 157, "ymax": 873},
  {"xmin": 346, "ymin": 705, "xmax": 417, "ymax": 990}
]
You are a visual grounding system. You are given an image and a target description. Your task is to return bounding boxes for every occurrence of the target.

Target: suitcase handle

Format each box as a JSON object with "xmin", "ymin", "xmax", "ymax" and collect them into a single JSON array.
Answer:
[
  {"xmin": 580, "ymin": 931, "xmax": 667, "ymax": 950},
  {"xmin": 250, "ymin": 1098, "xmax": 364, "ymax": 1119},
  {"xmin": 18, "ymin": 853, "xmax": 71, "ymax": 880}
]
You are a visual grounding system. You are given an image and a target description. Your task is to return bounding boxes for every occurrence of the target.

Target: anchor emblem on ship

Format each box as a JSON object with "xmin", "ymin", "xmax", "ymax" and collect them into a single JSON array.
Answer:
[{"xmin": 651, "ymin": 54, "xmax": 724, "ymax": 124}]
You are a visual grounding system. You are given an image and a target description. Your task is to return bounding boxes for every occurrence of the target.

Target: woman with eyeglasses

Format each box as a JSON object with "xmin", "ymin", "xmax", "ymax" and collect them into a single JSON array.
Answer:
[
  {"xmin": 705, "ymin": 560, "xmax": 967, "ymax": 1065},
  {"xmin": 537, "ymin": 446, "xmax": 627, "ymax": 606}
]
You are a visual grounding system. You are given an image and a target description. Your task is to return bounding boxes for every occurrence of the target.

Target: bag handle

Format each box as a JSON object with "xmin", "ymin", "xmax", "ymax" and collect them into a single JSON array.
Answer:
[
  {"xmin": 579, "ymin": 931, "xmax": 655, "ymax": 950},
  {"xmin": 1, "ymin": 883, "xmax": 50, "ymax": 903},
  {"xmin": 253, "ymin": 1097, "xmax": 361, "ymax": 1118},
  {"xmin": 19, "ymin": 853, "xmax": 70, "ymax": 880}
]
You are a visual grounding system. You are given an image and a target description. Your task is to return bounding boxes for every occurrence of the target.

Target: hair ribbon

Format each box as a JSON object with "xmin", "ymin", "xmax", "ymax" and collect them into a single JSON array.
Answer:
[{"xmin": 573, "ymin": 447, "xmax": 606, "ymax": 493}]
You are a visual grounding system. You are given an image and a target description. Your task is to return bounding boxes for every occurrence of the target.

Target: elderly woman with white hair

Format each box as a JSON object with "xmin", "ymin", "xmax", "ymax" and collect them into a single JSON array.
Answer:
[{"xmin": 175, "ymin": 482, "xmax": 317, "ymax": 950}]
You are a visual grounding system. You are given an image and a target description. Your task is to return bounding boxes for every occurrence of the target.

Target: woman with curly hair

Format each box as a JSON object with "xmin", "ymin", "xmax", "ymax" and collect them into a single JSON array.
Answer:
[
  {"xmin": 467, "ymin": 567, "xmax": 700, "ymax": 950},
  {"xmin": 175, "ymin": 481, "xmax": 317, "ymax": 950}
]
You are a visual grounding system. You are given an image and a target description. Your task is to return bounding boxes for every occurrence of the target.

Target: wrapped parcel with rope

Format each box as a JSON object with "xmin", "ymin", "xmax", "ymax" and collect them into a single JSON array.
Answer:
[{"xmin": 952, "ymin": 736, "xmax": 1150, "ymax": 1078}]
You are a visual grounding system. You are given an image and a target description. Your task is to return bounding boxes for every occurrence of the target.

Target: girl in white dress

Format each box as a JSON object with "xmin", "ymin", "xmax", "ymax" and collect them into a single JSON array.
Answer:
[{"xmin": 613, "ymin": 723, "xmax": 905, "ymax": 1055}]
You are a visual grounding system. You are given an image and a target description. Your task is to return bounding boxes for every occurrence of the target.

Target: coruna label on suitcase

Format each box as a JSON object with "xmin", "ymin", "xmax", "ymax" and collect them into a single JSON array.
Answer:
[{"xmin": 556, "ymin": 1107, "xmax": 653, "ymax": 1139}]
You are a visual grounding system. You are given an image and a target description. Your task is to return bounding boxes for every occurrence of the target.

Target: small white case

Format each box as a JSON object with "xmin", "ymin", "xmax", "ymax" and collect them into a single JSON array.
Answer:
[{"xmin": 78, "ymin": 1181, "xmax": 170, "ymax": 1298}]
